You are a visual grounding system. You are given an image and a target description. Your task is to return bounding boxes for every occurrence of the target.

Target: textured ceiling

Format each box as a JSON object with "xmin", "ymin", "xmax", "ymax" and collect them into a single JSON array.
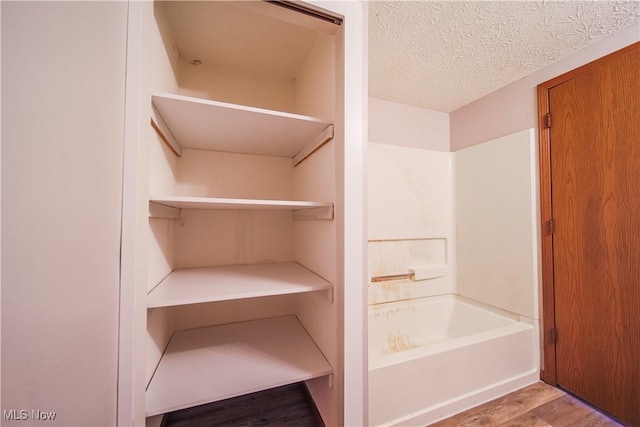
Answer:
[{"xmin": 369, "ymin": 1, "xmax": 640, "ymax": 112}]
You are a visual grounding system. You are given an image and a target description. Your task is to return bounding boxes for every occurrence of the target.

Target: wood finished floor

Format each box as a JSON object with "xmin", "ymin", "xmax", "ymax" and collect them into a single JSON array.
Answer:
[
  {"xmin": 431, "ymin": 381, "xmax": 624, "ymax": 427},
  {"xmin": 161, "ymin": 383, "xmax": 322, "ymax": 427},
  {"xmin": 160, "ymin": 381, "xmax": 622, "ymax": 427}
]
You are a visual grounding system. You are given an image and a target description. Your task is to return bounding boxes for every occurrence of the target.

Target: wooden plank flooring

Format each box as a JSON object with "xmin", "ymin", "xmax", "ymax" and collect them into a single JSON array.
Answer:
[
  {"xmin": 431, "ymin": 382, "xmax": 624, "ymax": 427},
  {"xmin": 160, "ymin": 381, "xmax": 622, "ymax": 427},
  {"xmin": 160, "ymin": 383, "xmax": 323, "ymax": 427}
]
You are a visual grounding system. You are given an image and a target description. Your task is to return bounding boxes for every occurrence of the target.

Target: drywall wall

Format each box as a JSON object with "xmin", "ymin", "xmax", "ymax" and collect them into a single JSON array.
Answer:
[
  {"xmin": 1, "ymin": 2, "xmax": 127, "ymax": 425},
  {"xmin": 294, "ymin": 140, "xmax": 339, "ymax": 427},
  {"xmin": 455, "ymin": 129, "xmax": 539, "ymax": 320},
  {"xmin": 451, "ymin": 23, "xmax": 640, "ymax": 150},
  {"xmin": 370, "ymin": 97, "xmax": 450, "ymax": 151},
  {"xmin": 294, "ymin": 32, "xmax": 336, "ymax": 119},
  {"xmin": 175, "ymin": 61, "xmax": 296, "ymax": 113},
  {"xmin": 172, "ymin": 149, "xmax": 296, "ymax": 268},
  {"xmin": 328, "ymin": 3, "xmax": 368, "ymax": 425}
]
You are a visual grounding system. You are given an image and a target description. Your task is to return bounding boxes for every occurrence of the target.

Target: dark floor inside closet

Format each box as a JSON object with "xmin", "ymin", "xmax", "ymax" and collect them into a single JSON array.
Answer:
[{"xmin": 161, "ymin": 383, "xmax": 323, "ymax": 427}]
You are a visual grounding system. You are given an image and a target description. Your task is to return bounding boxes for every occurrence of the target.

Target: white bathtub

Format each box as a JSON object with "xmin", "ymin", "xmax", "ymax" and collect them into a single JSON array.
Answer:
[{"xmin": 368, "ymin": 295, "xmax": 538, "ymax": 426}]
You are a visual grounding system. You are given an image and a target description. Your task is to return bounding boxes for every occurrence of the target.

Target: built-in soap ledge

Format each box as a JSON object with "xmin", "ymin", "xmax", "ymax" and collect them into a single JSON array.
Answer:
[
  {"xmin": 408, "ymin": 265, "xmax": 447, "ymax": 281},
  {"xmin": 370, "ymin": 265, "xmax": 447, "ymax": 283}
]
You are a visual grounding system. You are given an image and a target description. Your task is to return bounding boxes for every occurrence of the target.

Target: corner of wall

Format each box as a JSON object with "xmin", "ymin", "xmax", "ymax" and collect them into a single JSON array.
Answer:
[
  {"xmin": 368, "ymin": 97, "xmax": 450, "ymax": 151},
  {"xmin": 449, "ymin": 22, "xmax": 640, "ymax": 151}
]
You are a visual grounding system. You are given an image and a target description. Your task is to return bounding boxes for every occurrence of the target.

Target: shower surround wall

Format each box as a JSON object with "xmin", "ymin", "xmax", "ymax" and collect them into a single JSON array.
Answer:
[
  {"xmin": 455, "ymin": 129, "xmax": 539, "ymax": 323},
  {"xmin": 368, "ymin": 98, "xmax": 454, "ymax": 304},
  {"xmin": 368, "ymin": 98, "xmax": 540, "ymax": 319},
  {"xmin": 454, "ymin": 129, "xmax": 541, "ymax": 388},
  {"xmin": 368, "ymin": 99, "xmax": 540, "ymax": 425}
]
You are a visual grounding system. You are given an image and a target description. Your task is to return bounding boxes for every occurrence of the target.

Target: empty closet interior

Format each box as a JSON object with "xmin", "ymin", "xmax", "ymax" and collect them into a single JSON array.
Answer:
[{"xmin": 143, "ymin": 1, "xmax": 343, "ymax": 425}]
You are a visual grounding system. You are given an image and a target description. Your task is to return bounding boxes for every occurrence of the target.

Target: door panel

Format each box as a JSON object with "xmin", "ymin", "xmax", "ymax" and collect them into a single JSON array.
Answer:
[{"xmin": 549, "ymin": 43, "xmax": 640, "ymax": 425}]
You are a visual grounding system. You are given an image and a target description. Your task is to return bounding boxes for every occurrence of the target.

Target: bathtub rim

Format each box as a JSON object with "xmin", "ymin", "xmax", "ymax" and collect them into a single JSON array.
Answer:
[{"xmin": 368, "ymin": 294, "xmax": 536, "ymax": 370}]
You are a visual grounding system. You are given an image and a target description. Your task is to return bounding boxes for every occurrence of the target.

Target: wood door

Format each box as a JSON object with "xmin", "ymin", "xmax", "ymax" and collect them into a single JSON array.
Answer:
[{"xmin": 539, "ymin": 43, "xmax": 640, "ymax": 425}]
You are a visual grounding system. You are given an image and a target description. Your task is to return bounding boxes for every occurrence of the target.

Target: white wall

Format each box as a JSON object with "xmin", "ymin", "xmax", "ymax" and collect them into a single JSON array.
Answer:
[
  {"xmin": 294, "ymin": 140, "xmax": 339, "ymax": 426},
  {"xmin": 294, "ymin": 32, "xmax": 336, "ymax": 119},
  {"xmin": 153, "ymin": 1, "xmax": 297, "ymax": 114},
  {"xmin": 176, "ymin": 61, "xmax": 296, "ymax": 113},
  {"xmin": 455, "ymin": 130, "xmax": 539, "ymax": 320},
  {"xmin": 368, "ymin": 99, "xmax": 454, "ymax": 304},
  {"xmin": 450, "ymin": 24, "xmax": 640, "ymax": 150},
  {"xmin": 319, "ymin": 2, "xmax": 368, "ymax": 425},
  {"xmin": 1, "ymin": 2, "xmax": 127, "ymax": 425},
  {"xmin": 370, "ymin": 97, "xmax": 449, "ymax": 151}
]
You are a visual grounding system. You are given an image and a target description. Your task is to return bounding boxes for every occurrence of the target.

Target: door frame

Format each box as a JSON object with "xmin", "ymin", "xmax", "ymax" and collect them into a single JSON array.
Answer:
[{"xmin": 537, "ymin": 41, "xmax": 640, "ymax": 386}]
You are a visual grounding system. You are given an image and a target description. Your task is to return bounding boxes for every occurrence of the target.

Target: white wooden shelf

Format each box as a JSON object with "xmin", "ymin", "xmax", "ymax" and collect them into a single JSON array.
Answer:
[
  {"xmin": 149, "ymin": 195, "xmax": 331, "ymax": 211},
  {"xmin": 151, "ymin": 92, "xmax": 332, "ymax": 157},
  {"xmin": 147, "ymin": 262, "xmax": 333, "ymax": 308},
  {"xmin": 145, "ymin": 315, "xmax": 333, "ymax": 416},
  {"xmin": 149, "ymin": 196, "xmax": 334, "ymax": 220}
]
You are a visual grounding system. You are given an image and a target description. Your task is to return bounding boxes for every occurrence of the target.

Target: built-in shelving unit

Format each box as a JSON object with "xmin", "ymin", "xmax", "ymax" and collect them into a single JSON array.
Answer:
[
  {"xmin": 143, "ymin": 1, "xmax": 341, "ymax": 423},
  {"xmin": 145, "ymin": 315, "xmax": 332, "ymax": 417},
  {"xmin": 147, "ymin": 262, "xmax": 333, "ymax": 308},
  {"xmin": 145, "ymin": 94, "xmax": 337, "ymax": 417},
  {"xmin": 151, "ymin": 92, "xmax": 332, "ymax": 157}
]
